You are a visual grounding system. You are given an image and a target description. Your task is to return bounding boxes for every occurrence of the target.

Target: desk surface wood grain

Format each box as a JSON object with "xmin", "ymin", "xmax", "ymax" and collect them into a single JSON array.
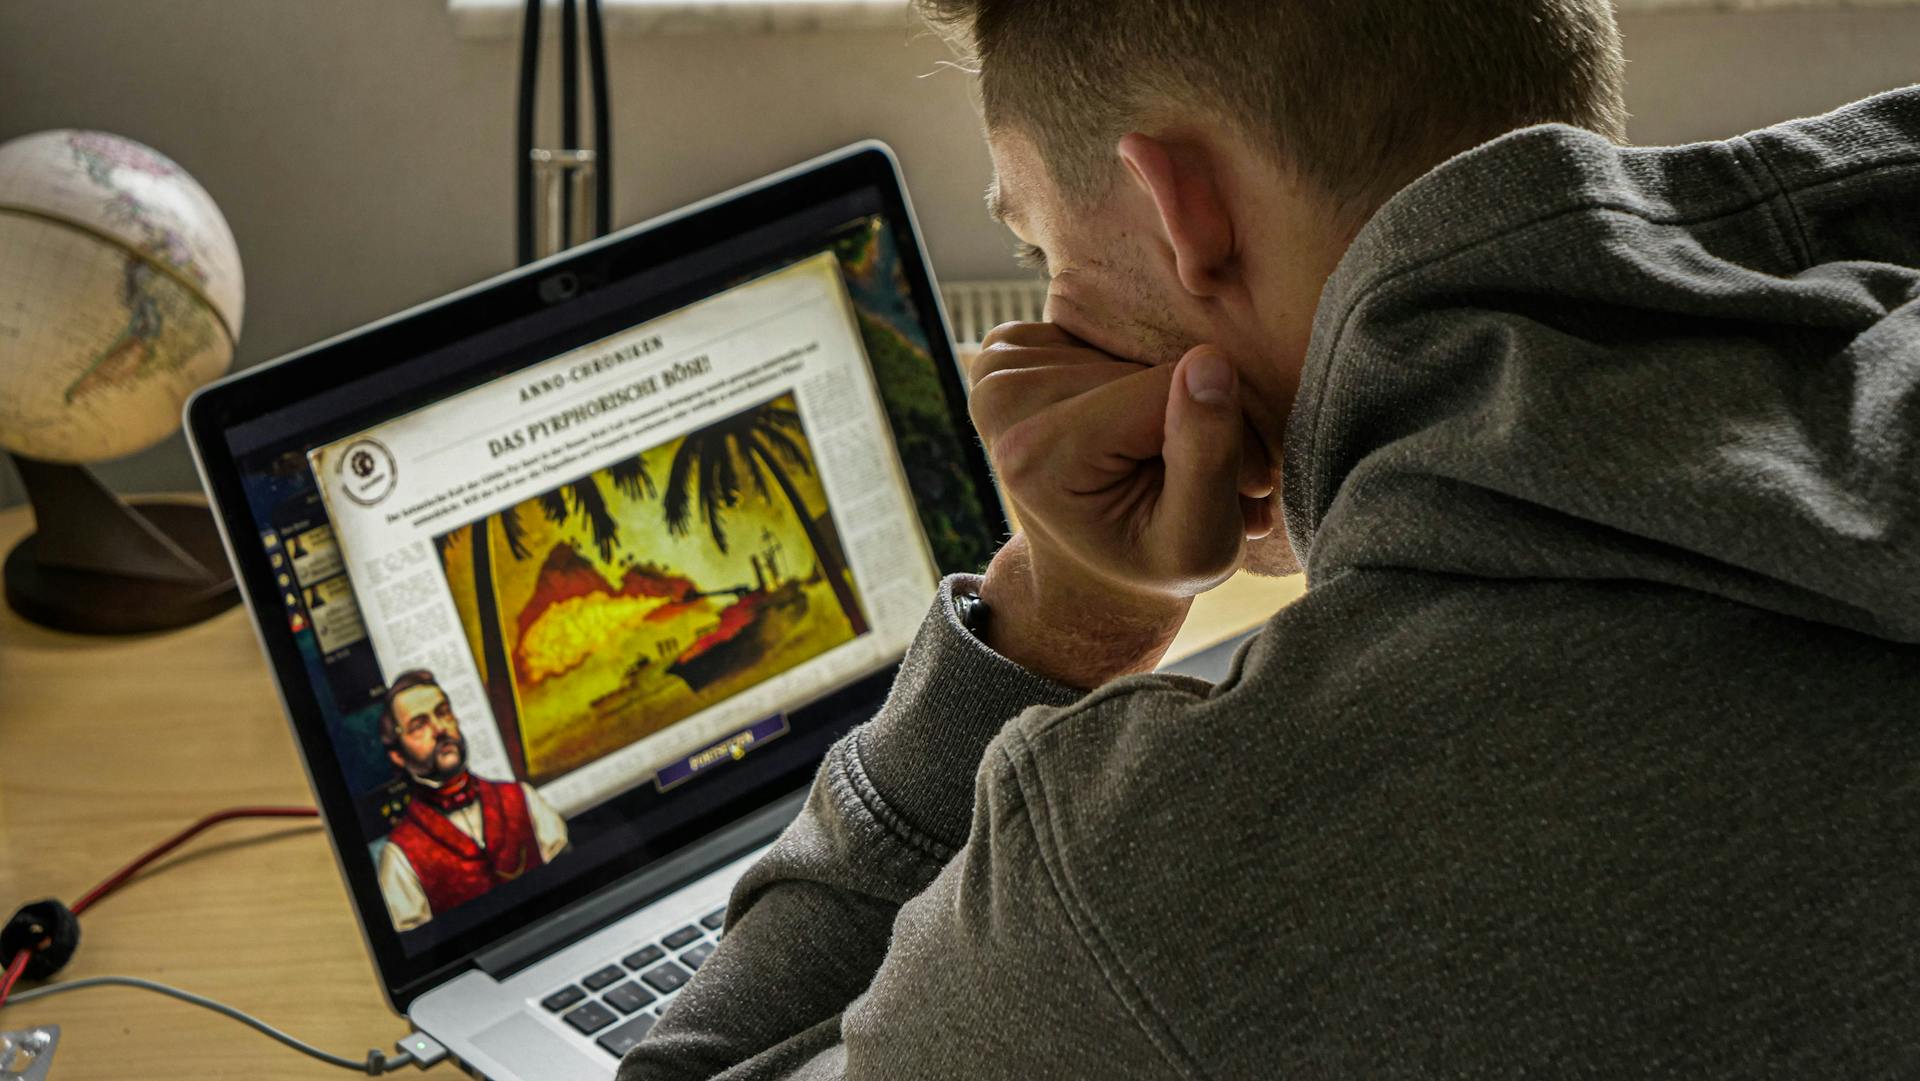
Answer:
[
  {"xmin": 0, "ymin": 499, "xmax": 1299, "ymax": 1077},
  {"xmin": 0, "ymin": 499, "xmax": 400, "ymax": 1078}
]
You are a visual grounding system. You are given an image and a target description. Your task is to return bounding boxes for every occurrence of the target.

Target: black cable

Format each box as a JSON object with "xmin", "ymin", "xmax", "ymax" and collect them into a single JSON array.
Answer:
[
  {"xmin": 6, "ymin": 976, "xmax": 415, "ymax": 1075},
  {"xmin": 560, "ymin": 0, "xmax": 579, "ymax": 240},
  {"xmin": 585, "ymin": 0, "xmax": 612, "ymax": 236},
  {"xmin": 514, "ymin": 0, "xmax": 542, "ymax": 266}
]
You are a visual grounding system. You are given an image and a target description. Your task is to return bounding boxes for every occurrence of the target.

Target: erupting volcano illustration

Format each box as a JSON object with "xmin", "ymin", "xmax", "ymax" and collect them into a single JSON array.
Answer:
[{"xmin": 434, "ymin": 393, "xmax": 868, "ymax": 783}]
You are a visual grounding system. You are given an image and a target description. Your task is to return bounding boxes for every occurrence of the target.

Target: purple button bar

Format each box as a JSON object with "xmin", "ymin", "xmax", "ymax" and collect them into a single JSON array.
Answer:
[{"xmin": 654, "ymin": 713, "xmax": 790, "ymax": 792}]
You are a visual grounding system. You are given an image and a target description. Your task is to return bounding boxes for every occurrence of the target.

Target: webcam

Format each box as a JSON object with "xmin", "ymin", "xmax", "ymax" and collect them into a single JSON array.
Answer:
[{"xmin": 538, "ymin": 272, "xmax": 580, "ymax": 304}]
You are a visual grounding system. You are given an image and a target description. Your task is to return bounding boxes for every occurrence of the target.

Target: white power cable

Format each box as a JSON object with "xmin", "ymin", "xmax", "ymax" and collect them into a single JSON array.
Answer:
[{"xmin": 5, "ymin": 975, "xmax": 418, "ymax": 1074}]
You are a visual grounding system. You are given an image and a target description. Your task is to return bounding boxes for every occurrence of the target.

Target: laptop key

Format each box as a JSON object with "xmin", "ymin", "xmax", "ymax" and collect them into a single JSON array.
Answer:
[
  {"xmin": 563, "ymin": 1000, "xmax": 618, "ymax": 1035},
  {"xmin": 603, "ymin": 980, "xmax": 657, "ymax": 1015},
  {"xmin": 679, "ymin": 941, "xmax": 715, "ymax": 970},
  {"xmin": 582, "ymin": 964, "xmax": 626, "ymax": 991},
  {"xmin": 661, "ymin": 925, "xmax": 703, "ymax": 950},
  {"xmin": 640, "ymin": 960, "xmax": 692, "ymax": 994},
  {"xmin": 541, "ymin": 985, "xmax": 586, "ymax": 1012},
  {"xmin": 622, "ymin": 944, "xmax": 665, "ymax": 970},
  {"xmin": 596, "ymin": 1013, "xmax": 656, "ymax": 1057},
  {"xmin": 699, "ymin": 907, "xmax": 726, "ymax": 931}
]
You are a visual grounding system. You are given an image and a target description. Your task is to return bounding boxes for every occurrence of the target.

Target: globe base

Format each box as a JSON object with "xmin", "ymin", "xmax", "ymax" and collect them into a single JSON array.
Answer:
[
  {"xmin": 6, "ymin": 502, "xmax": 240, "ymax": 634},
  {"xmin": 3, "ymin": 456, "xmax": 240, "ymax": 635}
]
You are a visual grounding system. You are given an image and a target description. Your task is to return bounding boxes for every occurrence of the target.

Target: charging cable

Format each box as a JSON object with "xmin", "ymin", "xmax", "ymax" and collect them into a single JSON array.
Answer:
[{"xmin": 1, "ymin": 806, "xmax": 446, "ymax": 1074}]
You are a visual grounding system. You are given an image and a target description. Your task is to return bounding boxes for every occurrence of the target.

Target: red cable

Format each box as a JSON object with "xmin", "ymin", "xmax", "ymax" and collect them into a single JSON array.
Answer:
[
  {"xmin": 0, "ymin": 949, "xmax": 28, "ymax": 1008},
  {"xmin": 69, "ymin": 806, "xmax": 318, "ymax": 916},
  {"xmin": 0, "ymin": 806, "xmax": 318, "ymax": 1010}
]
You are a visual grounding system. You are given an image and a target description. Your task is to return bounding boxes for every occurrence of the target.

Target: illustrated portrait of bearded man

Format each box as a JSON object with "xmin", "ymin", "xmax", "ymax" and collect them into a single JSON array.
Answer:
[{"xmin": 374, "ymin": 669, "xmax": 569, "ymax": 931}]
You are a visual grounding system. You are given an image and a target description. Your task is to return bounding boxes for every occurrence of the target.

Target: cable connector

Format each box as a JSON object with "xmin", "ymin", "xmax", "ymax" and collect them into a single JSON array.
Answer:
[
  {"xmin": 1, "ymin": 902, "xmax": 79, "ymax": 981},
  {"xmin": 364, "ymin": 1048, "xmax": 405, "ymax": 1075},
  {"xmin": 396, "ymin": 1031, "xmax": 448, "ymax": 1069}
]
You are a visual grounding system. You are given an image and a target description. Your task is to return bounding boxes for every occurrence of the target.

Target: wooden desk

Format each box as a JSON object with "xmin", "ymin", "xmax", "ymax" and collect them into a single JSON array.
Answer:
[
  {"xmin": 0, "ymin": 499, "xmax": 400, "ymax": 1078},
  {"xmin": 0, "ymin": 500, "xmax": 1298, "ymax": 1077}
]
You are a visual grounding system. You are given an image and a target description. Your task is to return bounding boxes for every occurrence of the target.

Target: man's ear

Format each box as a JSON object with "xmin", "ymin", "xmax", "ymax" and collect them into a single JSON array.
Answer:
[
  {"xmin": 1117, "ymin": 132, "xmax": 1235, "ymax": 299},
  {"xmin": 388, "ymin": 749, "xmax": 406, "ymax": 771}
]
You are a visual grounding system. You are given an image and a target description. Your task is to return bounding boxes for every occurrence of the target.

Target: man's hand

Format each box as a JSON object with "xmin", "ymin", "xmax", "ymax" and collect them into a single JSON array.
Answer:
[{"xmin": 967, "ymin": 322, "xmax": 1273, "ymax": 688}]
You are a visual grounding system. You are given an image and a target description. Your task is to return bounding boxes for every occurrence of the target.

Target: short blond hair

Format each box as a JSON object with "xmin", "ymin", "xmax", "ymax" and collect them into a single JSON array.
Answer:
[{"xmin": 918, "ymin": 0, "xmax": 1628, "ymax": 216}]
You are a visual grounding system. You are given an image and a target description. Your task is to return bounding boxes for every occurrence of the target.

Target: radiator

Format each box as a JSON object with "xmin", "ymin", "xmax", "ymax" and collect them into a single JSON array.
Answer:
[{"xmin": 939, "ymin": 279, "xmax": 1049, "ymax": 353}]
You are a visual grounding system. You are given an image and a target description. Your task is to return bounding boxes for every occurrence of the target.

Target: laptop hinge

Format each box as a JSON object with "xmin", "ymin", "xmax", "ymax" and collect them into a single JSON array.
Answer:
[{"xmin": 475, "ymin": 786, "xmax": 808, "ymax": 980}]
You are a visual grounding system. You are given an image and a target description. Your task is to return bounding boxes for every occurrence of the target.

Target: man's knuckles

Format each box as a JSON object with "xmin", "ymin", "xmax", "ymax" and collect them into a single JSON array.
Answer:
[
  {"xmin": 969, "ymin": 322, "xmax": 1134, "ymax": 389},
  {"xmin": 983, "ymin": 411, "xmax": 1054, "ymax": 494},
  {"xmin": 967, "ymin": 362, "xmax": 1131, "ymax": 439},
  {"xmin": 968, "ymin": 340, "xmax": 1114, "ymax": 388},
  {"xmin": 979, "ymin": 320, "xmax": 1076, "ymax": 351},
  {"xmin": 967, "ymin": 365, "xmax": 1051, "ymax": 439},
  {"xmin": 966, "ymin": 341, "xmax": 1056, "ymax": 392}
]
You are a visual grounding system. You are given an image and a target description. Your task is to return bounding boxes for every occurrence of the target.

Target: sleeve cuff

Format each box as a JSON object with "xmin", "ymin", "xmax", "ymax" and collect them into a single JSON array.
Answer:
[{"xmin": 848, "ymin": 574, "xmax": 1083, "ymax": 856}]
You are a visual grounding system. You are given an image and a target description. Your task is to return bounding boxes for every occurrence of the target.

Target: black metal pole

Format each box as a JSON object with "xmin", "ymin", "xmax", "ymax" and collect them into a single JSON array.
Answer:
[
  {"xmin": 560, "ymin": 0, "xmax": 579, "ymax": 243},
  {"xmin": 585, "ymin": 0, "xmax": 611, "ymax": 236},
  {"xmin": 515, "ymin": 0, "xmax": 542, "ymax": 266}
]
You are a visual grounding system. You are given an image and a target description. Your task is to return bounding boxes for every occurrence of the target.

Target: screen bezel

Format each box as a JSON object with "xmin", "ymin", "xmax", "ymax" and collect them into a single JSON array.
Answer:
[{"xmin": 185, "ymin": 142, "xmax": 1002, "ymax": 1011}]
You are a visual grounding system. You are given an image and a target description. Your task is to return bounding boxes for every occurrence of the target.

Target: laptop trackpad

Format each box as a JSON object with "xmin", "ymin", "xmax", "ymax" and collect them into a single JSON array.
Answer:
[{"xmin": 472, "ymin": 1013, "xmax": 610, "ymax": 1080}]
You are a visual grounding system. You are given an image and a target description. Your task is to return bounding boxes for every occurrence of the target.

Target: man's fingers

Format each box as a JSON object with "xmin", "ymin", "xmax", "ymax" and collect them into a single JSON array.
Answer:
[
  {"xmin": 1153, "ymin": 346, "xmax": 1248, "ymax": 589},
  {"xmin": 978, "ymin": 320, "xmax": 1084, "ymax": 352},
  {"xmin": 994, "ymin": 363, "xmax": 1174, "ymax": 497},
  {"xmin": 968, "ymin": 362, "xmax": 1137, "ymax": 444},
  {"xmin": 968, "ymin": 323, "xmax": 1093, "ymax": 389},
  {"xmin": 967, "ymin": 328, "xmax": 1142, "ymax": 392},
  {"xmin": 1240, "ymin": 494, "xmax": 1275, "ymax": 540},
  {"xmin": 970, "ymin": 331, "xmax": 1259, "ymax": 597},
  {"xmin": 1238, "ymin": 423, "xmax": 1275, "ymax": 498}
]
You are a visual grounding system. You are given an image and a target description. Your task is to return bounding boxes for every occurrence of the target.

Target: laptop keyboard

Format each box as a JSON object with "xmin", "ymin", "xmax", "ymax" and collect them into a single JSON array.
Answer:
[{"xmin": 539, "ymin": 906, "xmax": 728, "ymax": 1059}]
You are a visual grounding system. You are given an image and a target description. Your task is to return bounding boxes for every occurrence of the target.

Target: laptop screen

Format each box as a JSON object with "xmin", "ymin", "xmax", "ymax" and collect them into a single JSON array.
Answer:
[{"xmin": 192, "ymin": 146, "xmax": 1000, "ymax": 998}]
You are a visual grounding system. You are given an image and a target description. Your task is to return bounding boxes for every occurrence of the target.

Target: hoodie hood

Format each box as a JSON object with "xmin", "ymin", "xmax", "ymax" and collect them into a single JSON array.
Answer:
[{"xmin": 1283, "ymin": 86, "xmax": 1920, "ymax": 642}]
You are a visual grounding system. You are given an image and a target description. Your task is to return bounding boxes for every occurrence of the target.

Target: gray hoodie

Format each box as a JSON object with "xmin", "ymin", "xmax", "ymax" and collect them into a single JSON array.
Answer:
[{"xmin": 620, "ymin": 87, "xmax": 1920, "ymax": 1080}]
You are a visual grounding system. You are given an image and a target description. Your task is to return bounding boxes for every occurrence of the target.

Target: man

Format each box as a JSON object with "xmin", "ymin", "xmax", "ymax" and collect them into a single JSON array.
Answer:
[
  {"xmin": 625, "ymin": 2, "xmax": 1920, "ymax": 1077},
  {"xmin": 375, "ymin": 669, "xmax": 568, "ymax": 931}
]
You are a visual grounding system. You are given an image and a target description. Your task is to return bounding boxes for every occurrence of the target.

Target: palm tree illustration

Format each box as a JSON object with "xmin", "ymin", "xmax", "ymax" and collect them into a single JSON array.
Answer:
[
  {"xmin": 430, "ymin": 453, "xmax": 658, "ymax": 775},
  {"xmin": 431, "ymin": 521, "xmax": 520, "ymax": 770},
  {"xmin": 662, "ymin": 402, "xmax": 868, "ymax": 636},
  {"xmin": 520, "ymin": 455, "xmax": 656, "ymax": 563}
]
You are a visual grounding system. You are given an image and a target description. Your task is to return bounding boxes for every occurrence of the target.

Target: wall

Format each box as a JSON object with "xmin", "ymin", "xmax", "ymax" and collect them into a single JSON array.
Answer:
[{"xmin": 2, "ymin": 1, "xmax": 1916, "ymax": 506}]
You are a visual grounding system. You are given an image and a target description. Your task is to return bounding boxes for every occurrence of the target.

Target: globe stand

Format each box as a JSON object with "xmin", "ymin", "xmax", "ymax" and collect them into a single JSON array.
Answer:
[{"xmin": 3, "ymin": 455, "xmax": 240, "ymax": 634}]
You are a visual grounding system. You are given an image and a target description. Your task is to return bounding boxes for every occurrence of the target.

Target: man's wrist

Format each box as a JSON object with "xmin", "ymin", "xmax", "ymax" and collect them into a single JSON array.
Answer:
[{"xmin": 975, "ymin": 536, "xmax": 1189, "ymax": 689}]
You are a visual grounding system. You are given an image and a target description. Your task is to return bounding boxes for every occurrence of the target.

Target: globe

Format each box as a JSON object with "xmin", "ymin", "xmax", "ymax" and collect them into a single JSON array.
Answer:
[
  {"xmin": 0, "ymin": 130, "xmax": 245, "ymax": 634},
  {"xmin": 0, "ymin": 129, "xmax": 244, "ymax": 463}
]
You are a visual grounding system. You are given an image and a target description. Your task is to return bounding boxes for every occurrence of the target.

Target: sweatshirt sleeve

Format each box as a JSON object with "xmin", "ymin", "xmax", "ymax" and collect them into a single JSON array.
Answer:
[{"xmin": 614, "ymin": 574, "xmax": 1155, "ymax": 1081}]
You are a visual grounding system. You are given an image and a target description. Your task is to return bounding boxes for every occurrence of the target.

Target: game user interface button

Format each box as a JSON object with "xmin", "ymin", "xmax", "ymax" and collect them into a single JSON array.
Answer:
[{"xmin": 653, "ymin": 714, "xmax": 789, "ymax": 792}]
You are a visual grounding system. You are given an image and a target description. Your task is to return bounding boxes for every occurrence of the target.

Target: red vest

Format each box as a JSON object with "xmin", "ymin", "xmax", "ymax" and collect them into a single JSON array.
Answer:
[{"xmin": 387, "ymin": 775, "xmax": 545, "ymax": 918}]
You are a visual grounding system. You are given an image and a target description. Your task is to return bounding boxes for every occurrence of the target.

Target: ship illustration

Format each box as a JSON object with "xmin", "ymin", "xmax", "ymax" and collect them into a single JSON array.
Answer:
[{"xmin": 666, "ymin": 579, "xmax": 809, "ymax": 692}]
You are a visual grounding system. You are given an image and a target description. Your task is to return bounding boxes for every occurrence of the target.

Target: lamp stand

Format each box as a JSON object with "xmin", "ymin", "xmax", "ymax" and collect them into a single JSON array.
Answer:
[{"xmin": 517, "ymin": 0, "xmax": 612, "ymax": 265}]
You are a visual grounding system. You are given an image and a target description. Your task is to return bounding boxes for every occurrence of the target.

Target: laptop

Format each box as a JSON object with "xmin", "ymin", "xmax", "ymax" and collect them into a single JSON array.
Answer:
[{"xmin": 185, "ymin": 142, "xmax": 1004, "ymax": 1079}]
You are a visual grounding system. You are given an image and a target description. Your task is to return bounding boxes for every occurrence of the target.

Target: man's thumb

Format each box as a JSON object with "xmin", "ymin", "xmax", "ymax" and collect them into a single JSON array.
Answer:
[
  {"xmin": 1181, "ymin": 345, "xmax": 1236, "ymax": 408},
  {"xmin": 1157, "ymin": 345, "xmax": 1247, "ymax": 589}
]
